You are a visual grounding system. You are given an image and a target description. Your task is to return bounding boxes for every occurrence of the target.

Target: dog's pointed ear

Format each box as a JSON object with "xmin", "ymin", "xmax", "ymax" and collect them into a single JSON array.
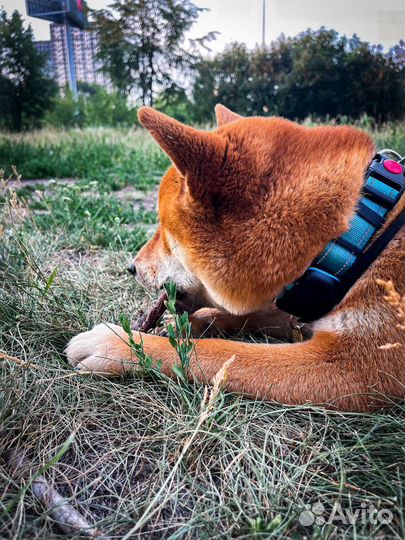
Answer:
[
  {"xmin": 215, "ymin": 104, "xmax": 242, "ymax": 126},
  {"xmin": 138, "ymin": 106, "xmax": 226, "ymax": 200}
]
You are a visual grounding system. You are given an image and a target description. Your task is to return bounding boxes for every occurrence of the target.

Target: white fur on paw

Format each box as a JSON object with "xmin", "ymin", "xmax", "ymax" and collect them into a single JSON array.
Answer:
[{"xmin": 65, "ymin": 323, "xmax": 132, "ymax": 375}]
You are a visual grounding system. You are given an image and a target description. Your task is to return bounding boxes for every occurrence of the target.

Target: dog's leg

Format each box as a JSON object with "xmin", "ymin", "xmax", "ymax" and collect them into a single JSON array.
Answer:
[
  {"xmin": 66, "ymin": 323, "xmax": 402, "ymax": 411},
  {"xmin": 188, "ymin": 305, "xmax": 311, "ymax": 340}
]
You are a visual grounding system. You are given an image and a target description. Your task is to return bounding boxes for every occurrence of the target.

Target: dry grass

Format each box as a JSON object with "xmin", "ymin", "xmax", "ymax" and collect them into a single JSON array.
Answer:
[{"xmin": 377, "ymin": 280, "xmax": 405, "ymax": 330}]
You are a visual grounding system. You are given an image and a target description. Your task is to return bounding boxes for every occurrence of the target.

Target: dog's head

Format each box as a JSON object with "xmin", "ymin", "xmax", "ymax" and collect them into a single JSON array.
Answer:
[{"xmin": 130, "ymin": 105, "xmax": 374, "ymax": 315}]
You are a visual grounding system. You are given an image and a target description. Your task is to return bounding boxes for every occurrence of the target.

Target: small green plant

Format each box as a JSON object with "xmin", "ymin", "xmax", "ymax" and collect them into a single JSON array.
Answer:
[
  {"xmin": 119, "ymin": 313, "xmax": 162, "ymax": 374},
  {"xmin": 164, "ymin": 281, "xmax": 194, "ymax": 384},
  {"xmin": 249, "ymin": 514, "xmax": 283, "ymax": 535},
  {"xmin": 119, "ymin": 282, "xmax": 195, "ymax": 383}
]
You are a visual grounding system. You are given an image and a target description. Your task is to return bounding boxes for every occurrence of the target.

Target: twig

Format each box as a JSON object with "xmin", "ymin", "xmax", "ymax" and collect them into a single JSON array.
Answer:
[
  {"xmin": 132, "ymin": 290, "xmax": 168, "ymax": 332},
  {"xmin": 0, "ymin": 351, "xmax": 40, "ymax": 369},
  {"xmin": 5, "ymin": 449, "xmax": 100, "ymax": 538}
]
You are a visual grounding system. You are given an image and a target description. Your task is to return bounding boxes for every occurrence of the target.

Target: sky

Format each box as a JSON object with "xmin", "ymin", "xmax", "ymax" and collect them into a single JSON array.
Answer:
[{"xmin": 3, "ymin": 0, "xmax": 405, "ymax": 51}]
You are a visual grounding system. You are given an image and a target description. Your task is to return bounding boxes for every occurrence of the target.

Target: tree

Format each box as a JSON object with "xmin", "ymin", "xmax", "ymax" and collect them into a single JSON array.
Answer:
[
  {"xmin": 191, "ymin": 29, "xmax": 405, "ymax": 123},
  {"xmin": 192, "ymin": 43, "xmax": 252, "ymax": 122},
  {"xmin": 0, "ymin": 9, "xmax": 57, "ymax": 131},
  {"xmin": 278, "ymin": 29, "xmax": 405, "ymax": 122},
  {"xmin": 155, "ymin": 86, "xmax": 194, "ymax": 123},
  {"xmin": 192, "ymin": 40, "xmax": 293, "ymax": 122},
  {"xmin": 94, "ymin": 0, "xmax": 216, "ymax": 105}
]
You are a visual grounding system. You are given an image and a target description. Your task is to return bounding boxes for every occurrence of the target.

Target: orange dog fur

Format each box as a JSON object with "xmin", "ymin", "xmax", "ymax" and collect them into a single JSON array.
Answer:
[{"xmin": 66, "ymin": 105, "xmax": 405, "ymax": 412}]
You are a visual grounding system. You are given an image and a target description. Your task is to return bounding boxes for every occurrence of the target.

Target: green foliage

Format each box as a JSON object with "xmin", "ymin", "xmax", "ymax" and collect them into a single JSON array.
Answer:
[
  {"xmin": 0, "ymin": 9, "xmax": 57, "ymax": 131},
  {"xmin": 93, "ymin": 0, "xmax": 217, "ymax": 104},
  {"xmin": 155, "ymin": 87, "xmax": 194, "ymax": 124},
  {"xmin": 28, "ymin": 181, "xmax": 155, "ymax": 251},
  {"xmin": 193, "ymin": 43, "xmax": 253, "ymax": 122},
  {"xmin": 119, "ymin": 314, "xmax": 161, "ymax": 373},
  {"xmin": 45, "ymin": 85, "xmax": 136, "ymax": 128},
  {"xmin": 44, "ymin": 92, "xmax": 86, "ymax": 129},
  {"xmin": 84, "ymin": 86, "xmax": 135, "ymax": 126},
  {"xmin": 278, "ymin": 31, "xmax": 405, "ymax": 121},
  {"xmin": 164, "ymin": 281, "xmax": 194, "ymax": 383},
  {"xmin": 192, "ymin": 29, "xmax": 405, "ymax": 123}
]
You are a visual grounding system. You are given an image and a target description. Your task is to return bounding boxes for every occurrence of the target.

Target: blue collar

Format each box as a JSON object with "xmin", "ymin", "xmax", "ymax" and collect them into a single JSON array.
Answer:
[{"xmin": 276, "ymin": 152, "xmax": 405, "ymax": 322}]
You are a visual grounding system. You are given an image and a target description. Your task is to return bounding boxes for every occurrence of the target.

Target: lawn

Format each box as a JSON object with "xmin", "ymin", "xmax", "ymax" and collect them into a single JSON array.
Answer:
[{"xmin": 0, "ymin": 124, "xmax": 404, "ymax": 539}]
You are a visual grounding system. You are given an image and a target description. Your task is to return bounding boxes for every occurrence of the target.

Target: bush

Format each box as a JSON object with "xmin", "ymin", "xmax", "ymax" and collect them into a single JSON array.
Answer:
[{"xmin": 45, "ymin": 85, "xmax": 137, "ymax": 129}]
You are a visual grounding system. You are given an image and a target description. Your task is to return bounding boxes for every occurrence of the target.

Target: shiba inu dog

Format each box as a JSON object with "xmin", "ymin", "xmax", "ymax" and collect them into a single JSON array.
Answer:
[{"xmin": 66, "ymin": 105, "xmax": 405, "ymax": 411}]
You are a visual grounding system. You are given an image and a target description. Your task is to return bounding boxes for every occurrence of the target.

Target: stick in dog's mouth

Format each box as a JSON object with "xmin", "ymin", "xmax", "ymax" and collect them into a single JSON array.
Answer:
[
  {"xmin": 131, "ymin": 289, "xmax": 201, "ymax": 333},
  {"xmin": 132, "ymin": 290, "xmax": 168, "ymax": 332}
]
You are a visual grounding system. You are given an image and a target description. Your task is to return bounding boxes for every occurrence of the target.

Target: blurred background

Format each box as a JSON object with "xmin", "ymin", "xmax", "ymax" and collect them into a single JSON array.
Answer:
[{"xmin": 1, "ymin": 0, "xmax": 405, "ymax": 131}]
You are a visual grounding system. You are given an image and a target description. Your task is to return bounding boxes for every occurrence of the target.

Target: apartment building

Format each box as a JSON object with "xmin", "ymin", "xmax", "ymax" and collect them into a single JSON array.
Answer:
[{"xmin": 35, "ymin": 23, "xmax": 111, "ymax": 90}]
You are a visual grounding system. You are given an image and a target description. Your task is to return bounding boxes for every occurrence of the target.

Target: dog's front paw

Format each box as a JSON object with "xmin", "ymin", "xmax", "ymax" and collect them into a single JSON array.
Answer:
[
  {"xmin": 65, "ymin": 323, "xmax": 134, "ymax": 375},
  {"xmin": 188, "ymin": 308, "xmax": 225, "ymax": 337}
]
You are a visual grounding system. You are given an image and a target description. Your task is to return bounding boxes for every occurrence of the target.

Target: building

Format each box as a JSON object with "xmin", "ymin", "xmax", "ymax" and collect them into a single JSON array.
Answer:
[
  {"xmin": 34, "ymin": 23, "xmax": 111, "ymax": 91},
  {"xmin": 34, "ymin": 40, "xmax": 55, "ymax": 79}
]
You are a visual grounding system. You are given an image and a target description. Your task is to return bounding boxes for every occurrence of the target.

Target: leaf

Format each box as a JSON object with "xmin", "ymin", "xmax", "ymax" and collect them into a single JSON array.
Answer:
[
  {"xmin": 266, "ymin": 514, "xmax": 283, "ymax": 532},
  {"xmin": 44, "ymin": 267, "xmax": 58, "ymax": 294},
  {"xmin": 155, "ymin": 360, "xmax": 163, "ymax": 372},
  {"xmin": 172, "ymin": 364, "xmax": 186, "ymax": 382},
  {"xmin": 120, "ymin": 313, "xmax": 132, "ymax": 336}
]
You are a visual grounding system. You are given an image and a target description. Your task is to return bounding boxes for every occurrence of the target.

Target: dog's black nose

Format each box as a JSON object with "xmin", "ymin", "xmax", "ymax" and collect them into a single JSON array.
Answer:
[{"xmin": 127, "ymin": 263, "xmax": 137, "ymax": 276}]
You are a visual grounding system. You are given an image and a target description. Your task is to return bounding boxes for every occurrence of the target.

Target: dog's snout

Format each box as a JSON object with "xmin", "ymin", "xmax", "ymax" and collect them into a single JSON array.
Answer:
[{"xmin": 127, "ymin": 262, "xmax": 137, "ymax": 276}]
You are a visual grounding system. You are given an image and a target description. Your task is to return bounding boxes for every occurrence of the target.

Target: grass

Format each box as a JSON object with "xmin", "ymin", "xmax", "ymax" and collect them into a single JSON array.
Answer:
[
  {"xmin": 1, "ymin": 124, "xmax": 405, "ymax": 539},
  {"xmin": 0, "ymin": 121, "xmax": 404, "ymax": 190},
  {"xmin": 29, "ymin": 182, "xmax": 156, "ymax": 252},
  {"xmin": 0, "ymin": 128, "xmax": 170, "ymax": 191}
]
